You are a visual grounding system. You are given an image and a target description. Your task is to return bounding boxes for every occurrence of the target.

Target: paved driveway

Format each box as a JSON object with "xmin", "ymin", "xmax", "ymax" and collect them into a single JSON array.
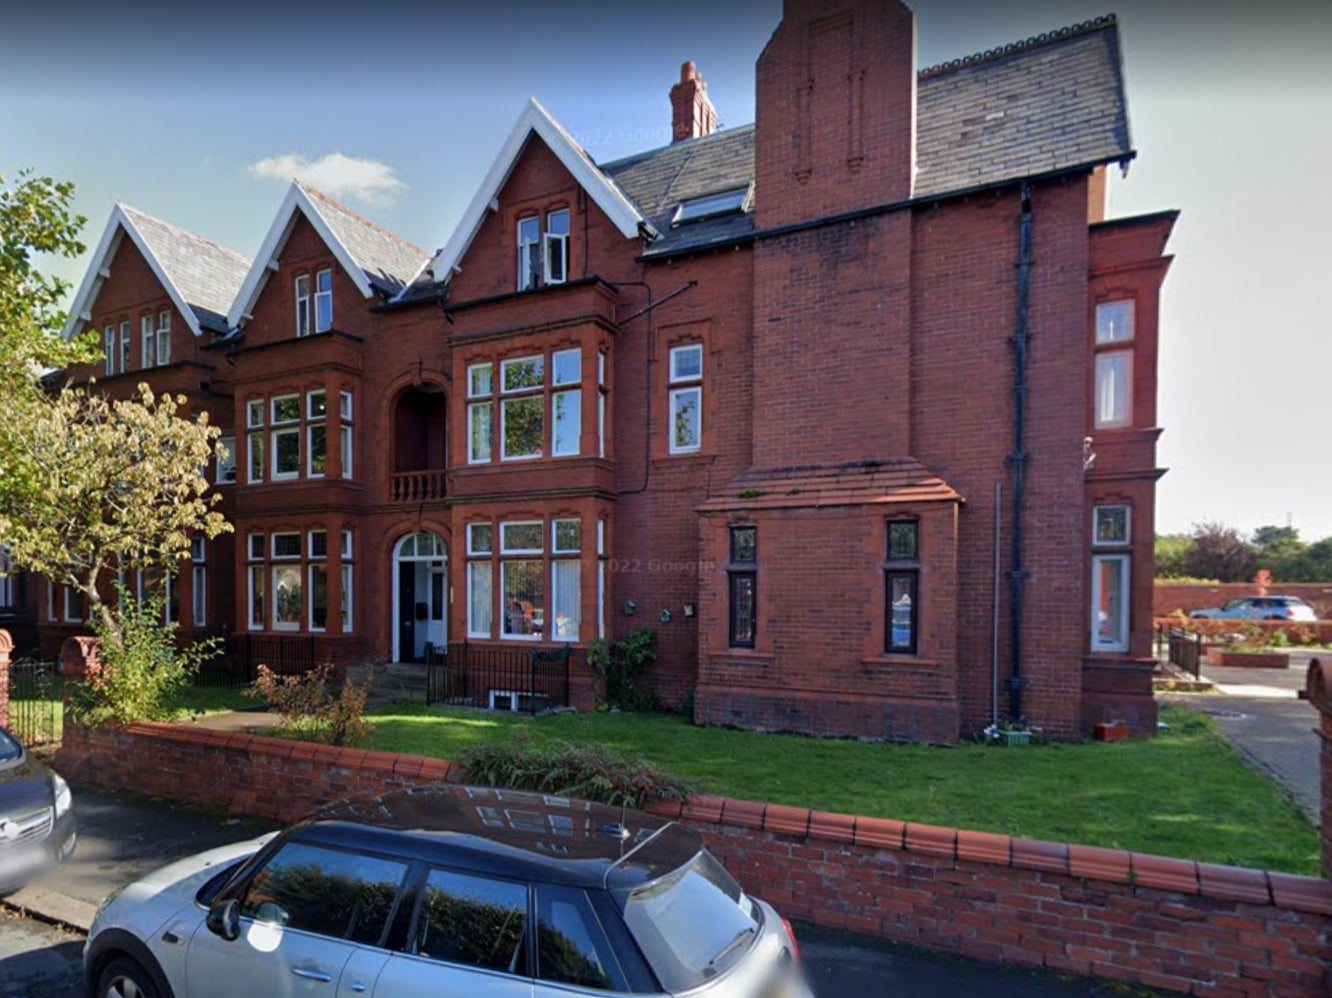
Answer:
[{"xmin": 1161, "ymin": 654, "xmax": 1321, "ymax": 823}]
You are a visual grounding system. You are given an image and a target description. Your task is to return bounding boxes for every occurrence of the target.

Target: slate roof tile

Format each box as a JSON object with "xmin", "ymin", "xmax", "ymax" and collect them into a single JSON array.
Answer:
[
  {"xmin": 298, "ymin": 182, "xmax": 430, "ymax": 294},
  {"xmin": 119, "ymin": 205, "xmax": 251, "ymax": 334},
  {"xmin": 596, "ymin": 17, "xmax": 1127, "ymax": 259}
]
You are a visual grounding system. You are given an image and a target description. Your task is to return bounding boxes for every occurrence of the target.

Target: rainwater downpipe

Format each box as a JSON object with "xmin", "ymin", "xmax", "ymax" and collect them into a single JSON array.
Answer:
[{"xmin": 1007, "ymin": 182, "xmax": 1033, "ymax": 722}]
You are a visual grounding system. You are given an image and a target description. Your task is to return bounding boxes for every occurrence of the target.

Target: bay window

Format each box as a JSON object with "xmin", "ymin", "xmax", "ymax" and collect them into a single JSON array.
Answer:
[
  {"xmin": 271, "ymin": 395, "xmax": 301, "ymax": 479},
  {"xmin": 1091, "ymin": 554, "xmax": 1130, "ymax": 652},
  {"xmin": 551, "ymin": 518, "xmax": 581, "ymax": 639},
  {"xmin": 468, "ymin": 363, "xmax": 494, "ymax": 464},
  {"xmin": 466, "ymin": 523, "xmax": 494, "ymax": 639},
  {"xmin": 340, "ymin": 391, "xmax": 354, "ymax": 478},
  {"xmin": 501, "ymin": 356, "xmax": 545, "ymax": 460},
  {"xmin": 467, "ymin": 517, "xmax": 590, "ymax": 642},
  {"xmin": 552, "ymin": 348, "xmax": 581, "ymax": 457},
  {"xmin": 309, "ymin": 529, "xmax": 328, "ymax": 632},
  {"xmin": 307, "ymin": 390, "xmax": 327, "ymax": 478},
  {"xmin": 248, "ymin": 534, "xmax": 266, "ymax": 630},
  {"xmin": 1093, "ymin": 300, "xmax": 1134, "ymax": 430},
  {"xmin": 1091, "ymin": 503, "xmax": 1132, "ymax": 653},
  {"xmin": 270, "ymin": 532, "xmax": 301, "ymax": 631}
]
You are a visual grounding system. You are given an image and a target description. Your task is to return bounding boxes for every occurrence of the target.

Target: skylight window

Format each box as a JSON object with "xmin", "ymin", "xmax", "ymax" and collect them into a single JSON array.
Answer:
[{"xmin": 671, "ymin": 186, "xmax": 750, "ymax": 226}]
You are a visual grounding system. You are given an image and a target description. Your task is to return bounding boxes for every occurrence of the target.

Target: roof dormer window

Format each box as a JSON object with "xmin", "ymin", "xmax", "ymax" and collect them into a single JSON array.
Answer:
[{"xmin": 671, "ymin": 186, "xmax": 749, "ymax": 226}]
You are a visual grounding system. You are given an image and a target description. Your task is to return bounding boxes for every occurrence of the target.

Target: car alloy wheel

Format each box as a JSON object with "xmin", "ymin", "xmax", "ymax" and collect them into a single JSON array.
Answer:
[{"xmin": 97, "ymin": 957, "xmax": 162, "ymax": 998}]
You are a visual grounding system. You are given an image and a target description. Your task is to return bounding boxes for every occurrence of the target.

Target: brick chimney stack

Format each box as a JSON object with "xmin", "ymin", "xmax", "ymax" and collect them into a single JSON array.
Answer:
[{"xmin": 670, "ymin": 61, "xmax": 718, "ymax": 143}]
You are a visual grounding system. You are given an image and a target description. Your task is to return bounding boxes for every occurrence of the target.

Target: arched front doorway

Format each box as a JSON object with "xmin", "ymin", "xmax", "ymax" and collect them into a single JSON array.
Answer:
[{"xmin": 392, "ymin": 531, "xmax": 447, "ymax": 662}]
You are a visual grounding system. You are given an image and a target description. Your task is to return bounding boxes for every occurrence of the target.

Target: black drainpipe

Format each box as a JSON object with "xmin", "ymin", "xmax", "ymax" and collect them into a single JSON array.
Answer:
[{"xmin": 1007, "ymin": 182, "xmax": 1033, "ymax": 722}]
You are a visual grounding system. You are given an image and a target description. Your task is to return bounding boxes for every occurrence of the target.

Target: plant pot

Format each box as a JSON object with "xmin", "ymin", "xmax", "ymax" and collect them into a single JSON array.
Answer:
[
  {"xmin": 1093, "ymin": 721, "xmax": 1129, "ymax": 742},
  {"xmin": 1204, "ymin": 649, "xmax": 1290, "ymax": 669},
  {"xmin": 1001, "ymin": 730, "xmax": 1032, "ymax": 747}
]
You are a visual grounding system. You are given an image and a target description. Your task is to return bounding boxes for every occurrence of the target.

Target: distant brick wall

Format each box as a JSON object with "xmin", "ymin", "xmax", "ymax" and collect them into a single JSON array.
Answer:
[
  {"xmin": 1155, "ymin": 583, "xmax": 1332, "ymax": 620},
  {"xmin": 56, "ymin": 720, "xmax": 1332, "ymax": 997}
]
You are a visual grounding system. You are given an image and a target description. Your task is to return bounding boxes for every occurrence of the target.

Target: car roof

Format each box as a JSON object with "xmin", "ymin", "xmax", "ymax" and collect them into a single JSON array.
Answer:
[{"xmin": 292, "ymin": 783, "xmax": 702, "ymax": 892}]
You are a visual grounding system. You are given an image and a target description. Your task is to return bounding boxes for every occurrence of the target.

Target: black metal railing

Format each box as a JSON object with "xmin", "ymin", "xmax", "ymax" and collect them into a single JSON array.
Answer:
[
  {"xmin": 195, "ymin": 634, "xmax": 319, "ymax": 688},
  {"xmin": 1165, "ymin": 626, "xmax": 1202, "ymax": 679},
  {"xmin": 7, "ymin": 659, "xmax": 63, "ymax": 747},
  {"xmin": 426, "ymin": 642, "xmax": 571, "ymax": 713}
]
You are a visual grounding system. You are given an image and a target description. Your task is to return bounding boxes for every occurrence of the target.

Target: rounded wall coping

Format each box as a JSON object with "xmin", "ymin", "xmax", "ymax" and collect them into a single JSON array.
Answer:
[
  {"xmin": 80, "ymin": 720, "xmax": 1332, "ymax": 918},
  {"xmin": 0, "ymin": 629, "xmax": 13, "ymax": 655}
]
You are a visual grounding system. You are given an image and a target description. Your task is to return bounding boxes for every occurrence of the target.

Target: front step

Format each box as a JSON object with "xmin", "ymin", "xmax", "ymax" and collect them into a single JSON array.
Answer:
[{"xmin": 350, "ymin": 662, "xmax": 429, "ymax": 704}]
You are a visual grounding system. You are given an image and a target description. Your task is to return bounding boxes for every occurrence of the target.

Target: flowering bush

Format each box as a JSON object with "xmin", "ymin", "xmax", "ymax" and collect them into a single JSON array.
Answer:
[{"xmin": 246, "ymin": 663, "xmax": 371, "ymax": 746}]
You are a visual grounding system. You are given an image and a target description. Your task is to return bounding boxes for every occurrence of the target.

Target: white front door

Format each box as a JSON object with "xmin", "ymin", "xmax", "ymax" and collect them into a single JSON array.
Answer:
[
  {"xmin": 393, "ymin": 532, "xmax": 449, "ymax": 662},
  {"xmin": 427, "ymin": 563, "xmax": 447, "ymax": 650}
]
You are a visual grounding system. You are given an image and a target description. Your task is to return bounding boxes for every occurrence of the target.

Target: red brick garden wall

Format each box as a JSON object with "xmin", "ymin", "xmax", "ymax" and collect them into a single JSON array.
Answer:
[
  {"xmin": 1155, "ymin": 583, "xmax": 1332, "ymax": 620},
  {"xmin": 55, "ymin": 720, "xmax": 1331, "ymax": 997}
]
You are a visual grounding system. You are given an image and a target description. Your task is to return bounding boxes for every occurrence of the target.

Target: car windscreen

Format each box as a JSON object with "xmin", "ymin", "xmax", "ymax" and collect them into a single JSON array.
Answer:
[
  {"xmin": 615, "ymin": 851, "xmax": 760, "ymax": 993},
  {"xmin": 0, "ymin": 728, "xmax": 22, "ymax": 764}
]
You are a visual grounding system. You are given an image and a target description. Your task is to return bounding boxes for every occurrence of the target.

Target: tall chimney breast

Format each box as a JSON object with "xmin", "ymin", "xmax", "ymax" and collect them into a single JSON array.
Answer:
[{"xmin": 670, "ymin": 60, "xmax": 718, "ymax": 143}]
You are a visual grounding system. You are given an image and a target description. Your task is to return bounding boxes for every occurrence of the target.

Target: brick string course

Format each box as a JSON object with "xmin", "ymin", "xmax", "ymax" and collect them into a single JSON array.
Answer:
[{"xmin": 56, "ymin": 720, "xmax": 1331, "ymax": 998}]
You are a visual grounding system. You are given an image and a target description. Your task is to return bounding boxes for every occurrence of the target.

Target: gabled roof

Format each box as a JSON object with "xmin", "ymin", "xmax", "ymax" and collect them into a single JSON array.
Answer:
[
  {"xmin": 418, "ymin": 99, "xmax": 653, "ymax": 293},
  {"xmin": 229, "ymin": 181, "xmax": 429, "ymax": 328},
  {"xmin": 62, "ymin": 205, "xmax": 251, "ymax": 339}
]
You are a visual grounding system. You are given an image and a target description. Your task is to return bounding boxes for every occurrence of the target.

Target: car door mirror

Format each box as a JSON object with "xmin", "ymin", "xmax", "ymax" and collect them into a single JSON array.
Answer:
[{"xmin": 206, "ymin": 898, "xmax": 241, "ymax": 941}]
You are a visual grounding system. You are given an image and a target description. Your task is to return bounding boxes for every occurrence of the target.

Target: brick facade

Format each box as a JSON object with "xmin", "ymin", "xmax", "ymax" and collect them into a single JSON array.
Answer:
[{"xmin": 25, "ymin": 0, "xmax": 1176, "ymax": 741}]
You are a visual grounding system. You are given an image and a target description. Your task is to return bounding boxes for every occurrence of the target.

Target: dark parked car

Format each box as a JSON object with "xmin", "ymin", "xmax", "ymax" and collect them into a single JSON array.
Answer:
[
  {"xmin": 1188, "ymin": 596, "xmax": 1317, "ymax": 622},
  {"xmin": 86, "ymin": 784, "xmax": 812, "ymax": 998},
  {"xmin": 0, "ymin": 723, "xmax": 77, "ymax": 894}
]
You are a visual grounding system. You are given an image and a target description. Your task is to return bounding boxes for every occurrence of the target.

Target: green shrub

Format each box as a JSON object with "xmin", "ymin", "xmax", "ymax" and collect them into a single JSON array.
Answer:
[
  {"xmin": 460, "ymin": 733, "xmax": 693, "ymax": 808},
  {"xmin": 69, "ymin": 583, "xmax": 218, "ymax": 726},
  {"xmin": 247, "ymin": 663, "xmax": 371, "ymax": 747},
  {"xmin": 588, "ymin": 627, "xmax": 660, "ymax": 712}
]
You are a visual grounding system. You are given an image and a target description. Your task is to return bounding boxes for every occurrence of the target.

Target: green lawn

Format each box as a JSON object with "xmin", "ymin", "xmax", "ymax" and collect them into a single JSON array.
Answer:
[
  {"xmin": 359, "ymin": 703, "xmax": 1319, "ymax": 875},
  {"xmin": 176, "ymin": 685, "xmax": 256, "ymax": 716}
]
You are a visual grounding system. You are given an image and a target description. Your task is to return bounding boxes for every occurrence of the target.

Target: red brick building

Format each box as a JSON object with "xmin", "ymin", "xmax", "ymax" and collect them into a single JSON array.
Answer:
[{"xmin": 23, "ymin": 0, "xmax": 1175, "ymax": 742}]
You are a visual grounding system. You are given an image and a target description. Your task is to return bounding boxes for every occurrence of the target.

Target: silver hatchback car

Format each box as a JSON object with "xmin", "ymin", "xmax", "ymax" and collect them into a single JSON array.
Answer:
[{"xmin": 85, "ymin": 784, "xmax": 812, "ymax": 998}]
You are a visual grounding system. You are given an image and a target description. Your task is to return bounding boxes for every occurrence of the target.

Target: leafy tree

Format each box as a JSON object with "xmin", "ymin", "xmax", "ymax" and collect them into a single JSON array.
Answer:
[
  {"xmin": 0, "ymin": 170, "xmax": 97, "ymax": 387},
  {"xmin": 1181, "ymin": 521, "xmax": 1256, "ymax": 583},
  {"xmin": 1275, "ymin": 537, "xmax": 1332, "ymax": 583},
  {"xmin": 1252, "ymin": 525, "xmax": 1300, "ymax": 550},
  {"xmin": 0, "ymin": 170, "xmax": 231, "ymax": 645},
  {"xmin": 1154, "ymin": 533, "xmax": 1192, "ymax": 579}
]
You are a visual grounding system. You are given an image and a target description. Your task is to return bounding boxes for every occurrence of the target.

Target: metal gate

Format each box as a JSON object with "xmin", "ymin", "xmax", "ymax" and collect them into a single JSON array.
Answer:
[{"xmin": 6, "ymin": 660, "xmax": 63, "ymax": 747}]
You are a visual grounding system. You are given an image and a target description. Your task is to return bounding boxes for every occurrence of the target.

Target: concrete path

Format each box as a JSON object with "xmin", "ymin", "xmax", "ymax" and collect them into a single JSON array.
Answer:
[{"xmin": 1161, "ymin": 654, "xmax": 1322, "ymax": 824}]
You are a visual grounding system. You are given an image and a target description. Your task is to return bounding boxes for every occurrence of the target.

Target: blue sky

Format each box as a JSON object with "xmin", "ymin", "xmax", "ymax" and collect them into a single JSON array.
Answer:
[{"xmin": 3, "ymin": 0, "xmax": 1329, "ymax": 540}]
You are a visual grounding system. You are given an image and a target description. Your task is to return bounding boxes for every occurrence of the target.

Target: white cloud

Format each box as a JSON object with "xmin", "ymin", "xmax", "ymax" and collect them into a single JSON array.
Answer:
[{"xmin": 248, "ymin": 152, "xmax": 406, "ymax": 205}]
